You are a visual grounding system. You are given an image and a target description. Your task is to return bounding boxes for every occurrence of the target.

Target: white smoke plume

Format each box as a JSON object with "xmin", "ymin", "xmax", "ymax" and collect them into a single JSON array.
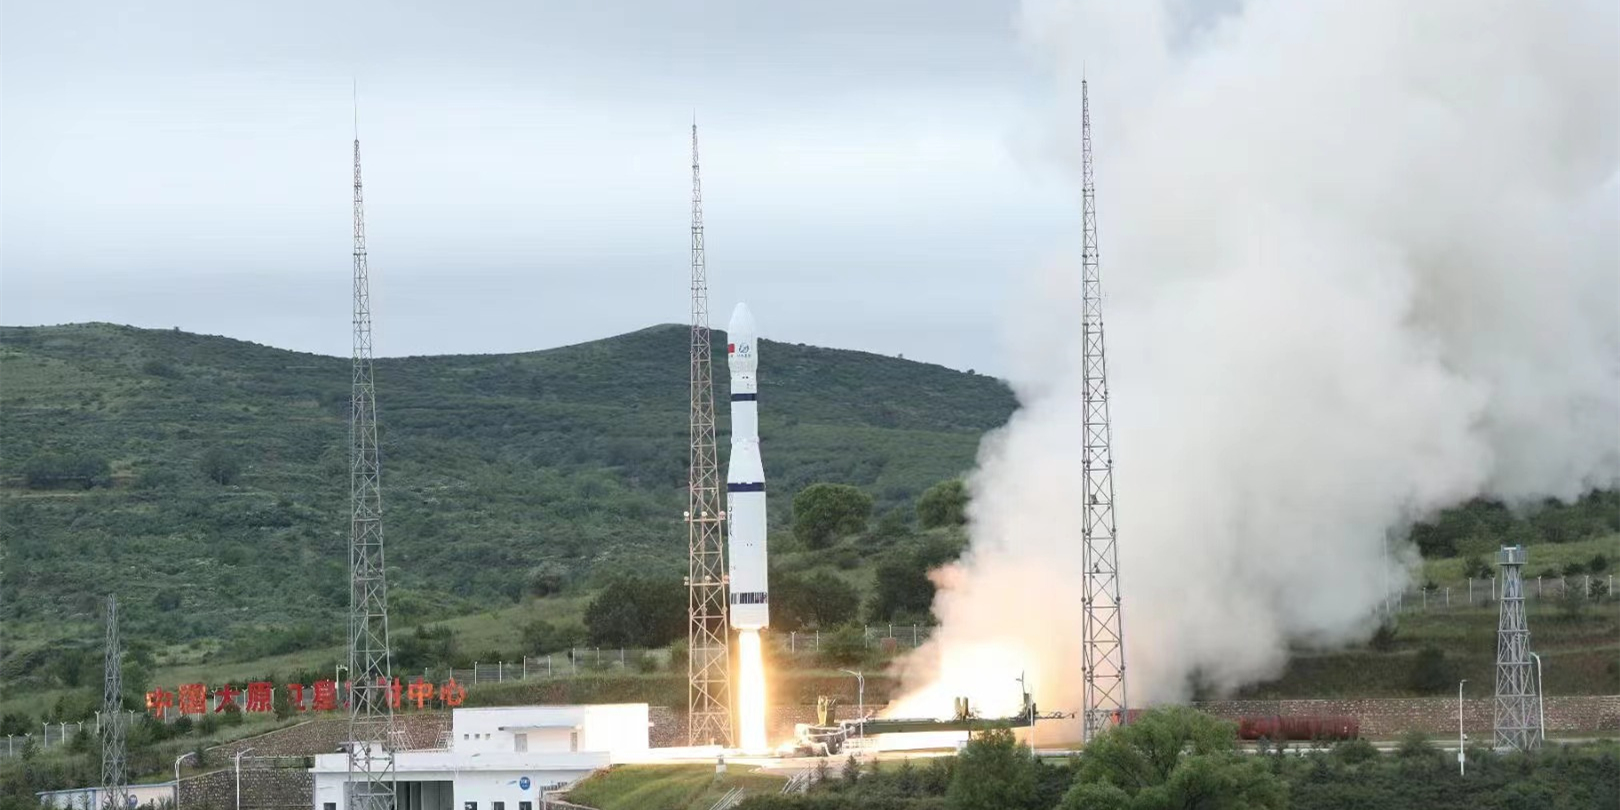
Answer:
[{"xmin": 890, "ymin": 0, "xmax": 1619, "ymax": 724}]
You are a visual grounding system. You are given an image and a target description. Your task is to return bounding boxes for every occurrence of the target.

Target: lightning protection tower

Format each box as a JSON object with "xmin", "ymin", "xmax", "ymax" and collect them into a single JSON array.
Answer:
[
  {"xmin": 101, "ymin": 596, "xmax": 129, "ymax": 810},
  {"xmin": 1079, "ymin": 79, "xmax": 1129, "ymax": 742},
  {"xmin": 347, "ymin": 114, "xmax": 399, "ymax": 810},
  {"xmin": 686, "ymin": 121, "xmax": 733, "ymax": 746},
  {"xmin": 1494, "ymin": 545, "xmax": 1539, "ymax": 751}
]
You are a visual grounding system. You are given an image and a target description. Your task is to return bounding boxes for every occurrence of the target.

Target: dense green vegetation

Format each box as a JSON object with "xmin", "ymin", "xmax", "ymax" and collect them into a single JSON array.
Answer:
[
  {"xmin": 2, "ymin": 321, "xmax": 1617, "ymax": 733},
  {"xmin": 0, "ymin": 323, "xmax": 1011, "ymax": 689},
  {"xmin": 566, "ymin": 764, "xmax": 786, "ymax": 810},
  {"xmin": 733, "ymin": 708, "xmax": 1620, "ymax": 810}
]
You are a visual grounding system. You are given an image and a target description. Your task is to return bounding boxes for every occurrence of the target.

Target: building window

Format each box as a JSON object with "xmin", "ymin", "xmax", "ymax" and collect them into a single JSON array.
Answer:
[
  {"xmin": 462, "ymin": 734, "xmax": 469, "ymax": 740},
  {"xmin": 493, "ymin": 802, "xmax": 505, "ymax": 810},
  {"xmin": 514, "ymin": 733, "xmax": 527, "ymax": 753},
  {"xmin": 324, "ymin": 804, "xmax": 336, "ymax": 810},
  {"xmin": 464, "ymin": 803, "xmax": 477, "ymax": 810},
  {"xmin": 519, "ymin": 803, "xmax": 532, "ymax": 810}
]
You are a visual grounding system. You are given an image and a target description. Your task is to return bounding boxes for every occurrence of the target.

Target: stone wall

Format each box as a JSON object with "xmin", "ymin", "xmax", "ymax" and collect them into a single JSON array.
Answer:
[{"xmin": 178, "ymin": 766, "xmax": 311, "ymax": 810}]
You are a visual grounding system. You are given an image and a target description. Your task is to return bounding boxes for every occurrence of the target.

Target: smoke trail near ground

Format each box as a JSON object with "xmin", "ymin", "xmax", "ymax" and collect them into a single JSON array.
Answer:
[{"xmin": 890, "ymin": 0, "xmax": 1619, "ymax": 723}]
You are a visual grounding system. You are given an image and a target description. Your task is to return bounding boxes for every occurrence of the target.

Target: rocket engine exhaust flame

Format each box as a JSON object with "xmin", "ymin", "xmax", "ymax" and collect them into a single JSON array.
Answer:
[
  {"xmin": 890, "ymin": 0, "xmax": 1619, "ymax": 726},
  {"xmin": 737, "ymin": 629, "xmax": 768, "ymax": 753}
]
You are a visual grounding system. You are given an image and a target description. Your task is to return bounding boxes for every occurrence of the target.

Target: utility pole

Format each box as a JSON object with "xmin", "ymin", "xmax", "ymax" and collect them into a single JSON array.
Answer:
[
  {"xmin": 347, "ymin": 98, "xmax": 399, "ymax": 810},
  {"xmin": 1078, "ymin": 78, "xmax": 1129, "ymax": 743},
  {"xmin": 1457, "ymin": 679, "xmax": 1466, "ymax": 776},
  {"xmin": 102, "ymin": 597, "xmax": 130, "ymax": 810},
  {"xmin": 685, "ymin": 121, "xmax": 732, "ymax": 746},
  {"xmin": 1494, "ymin": 546, "xmax": 1537, "ymax": 751}
]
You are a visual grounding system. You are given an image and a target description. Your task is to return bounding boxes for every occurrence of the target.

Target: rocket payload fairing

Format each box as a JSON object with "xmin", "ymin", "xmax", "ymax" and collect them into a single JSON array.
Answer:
[{"xmin": 725, "ymin": 303, "xmax": 769, "ymax": 630}]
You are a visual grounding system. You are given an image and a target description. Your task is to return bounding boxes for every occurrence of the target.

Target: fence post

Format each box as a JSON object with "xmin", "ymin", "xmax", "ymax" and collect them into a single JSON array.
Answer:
[
  {"xmin": 790, "ymin": 632, "xmax": 796, "ymax": 653},
  {"xmin": 1446, "ymin": 587, "xmax": 1450, "ymax": 607},
  {"xmin": 1468, "ymin": 578, "xmax": 1473, "ymax": 604},
  {"xmin": 474, "ymin": 662, "xmax": 479, "ymax": 683},
  {"xmin": 547, "ymin": 655, "xmax": 553, "ymax": 677},
  {"xmin": 523, "ymin": 657, "xmax": 527, "ymax": 680},
  {"xmin": 912, "ymin": 625, "xmax": 918, "ymax": 646},
  {"xmin": 1491, "ymin": 576, "xmax": 1496, "ymax": 601},
  {"xmin": 1538, "ymin": 576, "xmax": 1542, "ymax": 598},
  {"xmin": 595, "ymin": 647, "xmax": 601, "ymax": 666},
  {"xmin": 1422, "ymin": 589, "xmax": 1427, "ymax": 610},
  {"xmin": 619, "ymin": 649, "xmax": 625, "ymax": 667},
  {"xmin": 815, "ymin": 630, "xmax": 820, "ymax": 651}
]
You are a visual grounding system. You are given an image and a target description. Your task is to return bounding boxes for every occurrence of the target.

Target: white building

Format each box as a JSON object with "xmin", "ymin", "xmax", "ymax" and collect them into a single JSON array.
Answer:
[{"xmin": 310, "ymin": 705, "xmax": 650, "ymax": 810}]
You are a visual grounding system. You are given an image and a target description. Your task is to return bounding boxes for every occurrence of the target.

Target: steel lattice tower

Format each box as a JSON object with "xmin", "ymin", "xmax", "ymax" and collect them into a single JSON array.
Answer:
[
  {"xmin": 1494, "ymin": 546, "xmax": 1538, "ymax": 751},
  {"xmin": 101, "ymin": 596, "xmax": 129, "ymax": 810},
  {"xmin": 686, "ymin": 122, "xmax": 732, "ymax": 746},
  {"xmin": 1079, "ymin": 79, "xmax": 1129, "ymax": 742},
  {"xmin": 347, "ymin": 125, "xmax": 398, "ymax": 809}
]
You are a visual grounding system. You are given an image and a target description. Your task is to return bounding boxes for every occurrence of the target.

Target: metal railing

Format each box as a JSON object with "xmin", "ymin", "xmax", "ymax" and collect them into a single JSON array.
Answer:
[
  {"xmin": 1, "ymin": 712, "xmax": 141, "ymax": 759},
  {"xmin": 1384, "ymin": 574, "xmax": 1614, "ymax": 613}
]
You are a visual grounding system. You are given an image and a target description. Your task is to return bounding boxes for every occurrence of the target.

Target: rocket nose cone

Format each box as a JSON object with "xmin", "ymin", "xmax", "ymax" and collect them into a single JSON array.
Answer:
[{"xmin": 727, "ymin": 302, "xmax": 757, "ymax": 341}]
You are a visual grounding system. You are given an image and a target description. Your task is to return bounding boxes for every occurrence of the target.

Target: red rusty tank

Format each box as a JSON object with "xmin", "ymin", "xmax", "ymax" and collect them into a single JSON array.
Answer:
[{"xmin": 1237, "ymin": 715, "xmax": 1360, "ymax": 741}]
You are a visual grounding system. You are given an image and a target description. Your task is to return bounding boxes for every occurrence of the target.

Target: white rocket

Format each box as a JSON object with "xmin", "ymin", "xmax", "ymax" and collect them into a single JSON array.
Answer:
[{"xmin": 725, "ymin": 303, "xmax": 769, "ymax": 630}]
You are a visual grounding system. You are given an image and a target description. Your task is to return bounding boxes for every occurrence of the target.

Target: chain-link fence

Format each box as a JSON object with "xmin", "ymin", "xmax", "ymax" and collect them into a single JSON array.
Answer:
[
  {"xmin": 1383, "ymin": 574, "xmax": 1615, "ymax": 613},
  {"xmin": 0, "ymin": 711, "xmax": 141, "ymax": 759}
]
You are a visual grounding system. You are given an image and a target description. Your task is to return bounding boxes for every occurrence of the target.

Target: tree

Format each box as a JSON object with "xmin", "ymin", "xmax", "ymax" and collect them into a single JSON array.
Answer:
[
  {"xmin": 773, "ymin": 570, "xmax": 860, "ymax": 631},
  {"xmin": 1406, "ymin": 646, "xmax": 1455, "ymax": 694},
  {"xmin": 947, "ymin": 728, "xmax": 1037, "ymax": 810},
  {"xmin": 1590, "ymin": 554, "xmax": 1610, "ymax": 574},
  {"xmin": 199, "ymin": 446, "xmax": 242, "ymax": 485},
  {"xmin": 792, "ymin": 484, "xmax": 874, "ymax": 549},
  {"xmin": 917, "ymin": 479, "xmax": 969, "ymax": 529},
  {"xmin": 1062, "ymin": 707, "xmax": 1285, "ymax": 810},
  {"xmin": 867, "ymin": 540, "xmax": 958, "ymax": 621},
  {"xmin": 583, "ymin": 575, "xmax": 685, "ymax": 647}
]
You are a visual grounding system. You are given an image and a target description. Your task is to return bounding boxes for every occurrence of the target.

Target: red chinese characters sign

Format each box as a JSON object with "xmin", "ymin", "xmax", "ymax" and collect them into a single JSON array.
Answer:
[{"xmin": 146, "ymin": 677, "xmax": 467, "ymax": 717}]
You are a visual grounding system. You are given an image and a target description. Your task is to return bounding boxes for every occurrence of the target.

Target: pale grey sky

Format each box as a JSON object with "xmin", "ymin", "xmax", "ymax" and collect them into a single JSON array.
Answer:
[{"xmin": 0, "ymin": 0, "xmax": 1104, "ymax": 374}]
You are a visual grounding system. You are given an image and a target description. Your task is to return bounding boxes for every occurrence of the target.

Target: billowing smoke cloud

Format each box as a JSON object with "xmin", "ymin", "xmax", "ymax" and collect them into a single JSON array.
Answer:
[{"xmin": 890, "ymin": 0, "xmax": 1619, "ymax": 723}]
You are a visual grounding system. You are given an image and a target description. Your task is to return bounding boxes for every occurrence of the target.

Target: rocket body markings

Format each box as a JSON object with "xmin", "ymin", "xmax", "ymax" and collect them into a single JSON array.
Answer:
[{"xmin": 725, "ymin": 303, "xmax": 769, "ymax": 630}]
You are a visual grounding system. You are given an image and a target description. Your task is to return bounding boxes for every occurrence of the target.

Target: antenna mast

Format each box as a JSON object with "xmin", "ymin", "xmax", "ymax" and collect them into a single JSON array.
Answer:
[
  {"xmin": 348, "ymin": 119, "xmax": 398, "ymax": 809},
  {"xmin": 1080, "ymin": 79, "xmax": 1129, "ymax": 742},
  {"xmin": 686, "ymin": 122, "xmax": 733, "ymax": 746},
  {"xmin": 101, "ymin": 596, "xmax": 129, "ymax": 810}
]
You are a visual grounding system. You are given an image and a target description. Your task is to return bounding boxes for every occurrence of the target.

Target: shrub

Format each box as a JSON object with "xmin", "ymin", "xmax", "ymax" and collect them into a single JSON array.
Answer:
[
  {"xmin": 199, "ymin": 446, "xmax": 242, "ymax": 486},
  {"xmin": 1589, "ymin": 554, "xmax": 1610, "ymax": 574},
  {"xmin": 916, "ymin": 479, "xmax": 968, "ymax": 529},
  {"xmin": 1369, "ymin": 621, "xmax": 1398, "ymax": 652},
  {"xmin": 1406, "ymin": 647, "xmax": 1454, "ymax": 694},
  {"xmin": 22, "ymin": 452, "xmax": 111, "ymax": 489}
]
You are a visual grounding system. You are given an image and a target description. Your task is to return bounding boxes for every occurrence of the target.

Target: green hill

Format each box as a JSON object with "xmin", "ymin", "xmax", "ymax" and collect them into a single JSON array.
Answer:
[{"xmin": 0, "ymin": 322, "xmax": 1015, "ymax": 680}]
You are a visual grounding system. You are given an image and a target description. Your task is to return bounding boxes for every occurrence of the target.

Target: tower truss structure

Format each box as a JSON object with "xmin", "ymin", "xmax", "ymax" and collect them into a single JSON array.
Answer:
[
  {"xmin": 1494, "ymin": 545, "xmax": 1539, "ymax": 751},
  {"xmin": 1079, "ymin": 79, "xmax": 1129, "ymax": 742},
  {"xmin": 101, "ymin": 596, "xmax": 129, "ymax": 810},
  {"xmin": 686, "ymin": 122, "xmax": 732, "ymax": 746},
  {"xmin": 347, "ymin": 129, "xmax": 398, "ymax": 809}
]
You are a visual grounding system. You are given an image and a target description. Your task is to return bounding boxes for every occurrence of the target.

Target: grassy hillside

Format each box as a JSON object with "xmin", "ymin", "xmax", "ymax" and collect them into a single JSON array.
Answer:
[{"xmin": 0, "ymin": 323, "xmax": 1014, "ymax": 687}]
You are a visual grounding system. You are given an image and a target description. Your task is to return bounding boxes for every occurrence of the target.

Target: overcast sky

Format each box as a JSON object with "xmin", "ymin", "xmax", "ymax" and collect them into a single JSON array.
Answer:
[{"xmin": 0, "ymin": 0, "xmax": 1108, "ymax": 374}]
